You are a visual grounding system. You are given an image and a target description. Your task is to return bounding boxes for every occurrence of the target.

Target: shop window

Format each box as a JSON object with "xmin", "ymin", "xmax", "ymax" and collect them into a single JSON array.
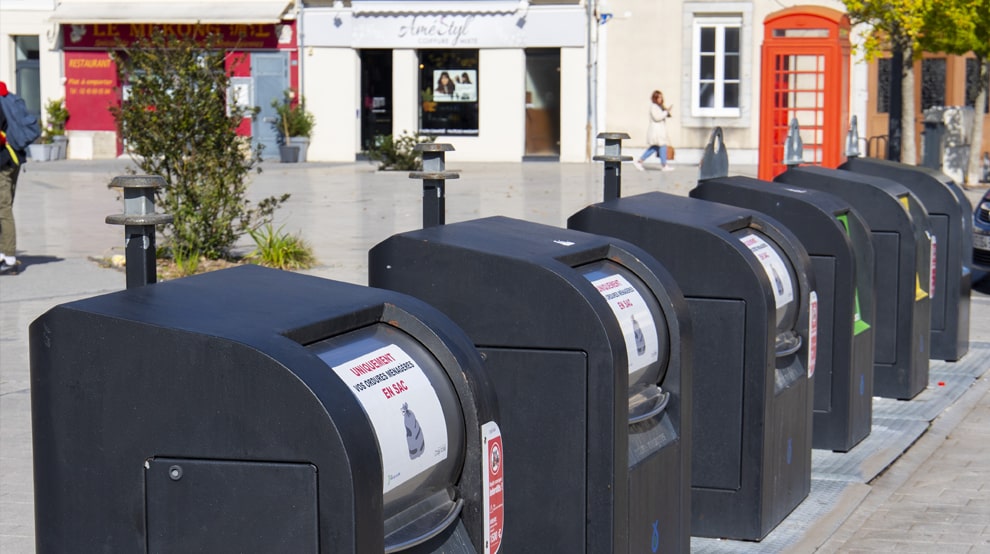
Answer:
[
  {"xmin": 691, "ymin": 16, "xmax": 742, "ymax": 118},
  {"xmin": 419, "ymin": 49, "xmax": 479, "ymax": 136},
  {"xmin": 965, "ymin": 58, "xmax": 990, "ymax": 114}
]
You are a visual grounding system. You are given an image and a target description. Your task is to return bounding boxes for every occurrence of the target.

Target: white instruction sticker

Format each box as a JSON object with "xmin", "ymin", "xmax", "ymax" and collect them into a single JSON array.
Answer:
[
  {"xmin": 590, "ymin": 274, "xmax": 660, "ymax": 374},
  {"xmin": 739, "ymin": 233, "xmax": 795, "ymax": 310},
  {"xmin": 331, "ymin": 344, "xmax": 449, "ymax": 493}
]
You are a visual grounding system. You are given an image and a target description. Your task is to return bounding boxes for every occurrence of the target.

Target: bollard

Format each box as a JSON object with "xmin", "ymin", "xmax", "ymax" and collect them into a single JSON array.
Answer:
[
  {"xmin": 593, "ymin": 132, "xmax": 632, "ymax": 201},
  {"xmin": 409, "ymin": 143, "xmax": 459, "ymax": 228},
  {"xmin": 106, "ymin": 175, "xmax": 172, "ymax": 289}
]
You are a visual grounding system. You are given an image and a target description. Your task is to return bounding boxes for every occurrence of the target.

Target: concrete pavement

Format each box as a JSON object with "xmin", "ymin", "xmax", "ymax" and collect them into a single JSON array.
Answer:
[{"xmin": 1, "ymin": 155, "xmax": 988, "ymax": 552}]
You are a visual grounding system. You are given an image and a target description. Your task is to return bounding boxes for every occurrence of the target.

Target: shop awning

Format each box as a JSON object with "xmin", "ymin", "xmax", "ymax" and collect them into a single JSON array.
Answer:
[
  {"xmin": 49, "ymin": 1, "xmax": 294, "ymax": 24},
  {"xmin": 351, "ymin": 1, "xmax": 524, "ymax": 15}
]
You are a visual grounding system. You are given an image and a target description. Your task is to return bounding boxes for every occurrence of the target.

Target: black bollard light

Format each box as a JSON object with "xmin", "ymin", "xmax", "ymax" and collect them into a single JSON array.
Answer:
[
  {"xmin": 594, "ymin": 132, "xmax": 632, "ymax": 201},
  {"xmin": 410, "ymin": 143, "xmax": 459, "ymax": 228},
  {"xmin": 106, "ymin": 175, "xmax": 172, "ymax": 289}
]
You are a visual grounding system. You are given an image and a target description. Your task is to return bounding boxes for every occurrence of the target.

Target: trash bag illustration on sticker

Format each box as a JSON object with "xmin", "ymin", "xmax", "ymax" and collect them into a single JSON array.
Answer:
[{"xmin": 404, "ymin": 403, "xmax": 425, "ymax": 459}]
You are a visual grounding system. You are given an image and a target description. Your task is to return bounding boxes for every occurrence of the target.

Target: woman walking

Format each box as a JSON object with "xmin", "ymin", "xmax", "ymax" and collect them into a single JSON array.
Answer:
[{"xmin": 633, "ymin": 90, "xmax": 674, "ymax": 171}]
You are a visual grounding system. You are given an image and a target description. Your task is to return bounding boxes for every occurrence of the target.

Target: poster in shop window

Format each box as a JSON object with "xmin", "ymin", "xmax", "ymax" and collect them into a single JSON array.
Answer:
[{"xmin": 433, "ymin": 69, "xmax": 477, "ymax": 102}]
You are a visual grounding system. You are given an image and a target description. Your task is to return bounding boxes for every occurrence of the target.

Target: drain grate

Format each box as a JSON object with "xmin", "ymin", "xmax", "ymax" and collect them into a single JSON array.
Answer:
[{"xmin": 812, "ymin": 417, "xmax": 928, "ymax": 482}]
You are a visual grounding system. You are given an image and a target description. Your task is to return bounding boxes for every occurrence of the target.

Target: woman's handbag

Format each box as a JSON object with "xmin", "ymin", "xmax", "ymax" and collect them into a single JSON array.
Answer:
[{"xmin": 667, "ymin": 145, "xmax": 675, "ymax": 160}]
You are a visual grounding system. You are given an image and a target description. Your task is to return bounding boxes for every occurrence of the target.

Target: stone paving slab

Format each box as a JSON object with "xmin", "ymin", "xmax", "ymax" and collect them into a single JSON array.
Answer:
[{"xmin": 689, "ymin": 342, "xmax": 990, "ymax": 552}]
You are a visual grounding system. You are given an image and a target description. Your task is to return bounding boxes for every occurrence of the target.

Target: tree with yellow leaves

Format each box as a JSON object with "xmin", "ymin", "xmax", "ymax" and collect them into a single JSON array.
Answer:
[
  {"xmin": 917, "ymin": 0, "xmax": 988, "ymax": 186},
  {"xmin": 843, "ymin": 0, "xmax": 930, "ymax": 164}
]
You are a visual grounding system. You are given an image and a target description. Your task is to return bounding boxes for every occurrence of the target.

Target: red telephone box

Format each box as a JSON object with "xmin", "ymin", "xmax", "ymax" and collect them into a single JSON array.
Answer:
[{"xmin": 759, "ymin": 6, "xmax": 851, "ymax": 181}]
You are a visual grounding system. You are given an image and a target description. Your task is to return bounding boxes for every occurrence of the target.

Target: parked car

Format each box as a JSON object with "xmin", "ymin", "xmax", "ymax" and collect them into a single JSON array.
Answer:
[{"xmin": 974, "ymin": 189, "xmax": 990, "ymax": 272}]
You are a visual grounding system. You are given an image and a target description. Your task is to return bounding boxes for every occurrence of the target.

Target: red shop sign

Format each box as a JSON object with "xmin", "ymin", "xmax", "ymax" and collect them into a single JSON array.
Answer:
[{"xmin": 62, "ymin": 22, "xmax": 293, "ymax": 50}]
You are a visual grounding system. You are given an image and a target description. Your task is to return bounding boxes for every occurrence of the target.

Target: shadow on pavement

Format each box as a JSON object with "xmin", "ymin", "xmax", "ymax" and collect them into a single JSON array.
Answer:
[{"xmin": 14, "ymin": 255, "xmax": 65, "ymax": 274}]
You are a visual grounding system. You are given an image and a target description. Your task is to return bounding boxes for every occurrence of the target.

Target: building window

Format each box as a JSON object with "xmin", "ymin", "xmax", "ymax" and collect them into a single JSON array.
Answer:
[
  {"xmin": 877, "ymin": 58, "xmax": 890, "ymax": 114},
  {"xmin": 419, "ymin": 49, "xmax": 479, "ymax": 136},
  {"xmin": 920, "ymin": 58, "xmax": 946, "ymax": 111},
  {"xmin": 691, "ymin": 17, "xmax": 741, "ymax": 118}
]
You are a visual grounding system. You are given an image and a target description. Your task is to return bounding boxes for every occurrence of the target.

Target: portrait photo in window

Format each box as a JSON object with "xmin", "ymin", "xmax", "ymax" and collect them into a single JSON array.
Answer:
[{"xmin": 433, "ymin": 70, "xmax": 477, "ymax": 102}]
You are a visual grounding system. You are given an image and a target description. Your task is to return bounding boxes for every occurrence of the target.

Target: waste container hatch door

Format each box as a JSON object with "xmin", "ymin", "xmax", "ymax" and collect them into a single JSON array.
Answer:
[{"xmin": 145, "ymin": 458, "xmax": 319, "ymax": 553}]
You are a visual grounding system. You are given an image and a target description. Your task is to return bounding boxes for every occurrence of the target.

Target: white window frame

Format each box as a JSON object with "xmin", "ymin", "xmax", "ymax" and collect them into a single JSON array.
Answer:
[{"xmin": 691, "ymin": 15, "xmax": 742, "ymax": 118}]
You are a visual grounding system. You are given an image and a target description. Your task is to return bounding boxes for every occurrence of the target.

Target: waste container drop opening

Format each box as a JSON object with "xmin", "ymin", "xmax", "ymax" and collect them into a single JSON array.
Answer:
[
  {"xmin": 309, "ymin": 323, "xmax": 467, "ymax": 549},
  {"xmin": 578, "ymin": 259, "xmax": 672, "ymax": 424}
]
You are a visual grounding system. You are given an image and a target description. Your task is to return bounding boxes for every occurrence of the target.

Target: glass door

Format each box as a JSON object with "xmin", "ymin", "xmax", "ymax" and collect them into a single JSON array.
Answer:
[
  {"xmin": 524, "ymin": 49, "xmax": 560, "ymax": 159},
  {"xmin": 360, "ymin": 50, "xmax": 393, "ymax": 154}
]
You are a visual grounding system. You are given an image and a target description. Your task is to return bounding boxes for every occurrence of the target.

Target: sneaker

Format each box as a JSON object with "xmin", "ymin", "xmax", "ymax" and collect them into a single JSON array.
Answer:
[
  {"xmin": 633, "ymin": 160, "xmax": 645, "ymax": 172},
  {"xmin": 662, "ymin": 165, "xmax": 675, "ymax": 172},
  {"xmin": 0, "ymin": 260, "xmax": 21, "ymax": 276}
]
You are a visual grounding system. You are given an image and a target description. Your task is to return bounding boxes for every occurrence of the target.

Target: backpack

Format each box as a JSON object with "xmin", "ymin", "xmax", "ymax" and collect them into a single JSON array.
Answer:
[{"xmin": 0, "ymin": 92, "xmax": 42, "ymax": 151}]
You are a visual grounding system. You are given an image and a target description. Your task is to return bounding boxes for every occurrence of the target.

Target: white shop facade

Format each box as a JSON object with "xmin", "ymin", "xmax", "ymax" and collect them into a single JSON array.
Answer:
[{"xmin": 300, "ymin": 1, "xmax": 590, "ymax": 162}]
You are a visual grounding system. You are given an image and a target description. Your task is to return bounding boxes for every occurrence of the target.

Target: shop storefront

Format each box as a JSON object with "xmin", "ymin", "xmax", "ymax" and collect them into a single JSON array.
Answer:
[
  {"xmin": 50, "ymin": 1, "xmax": 297, "ymax": 159},
  {"xmin": 301, "ymin": 1, "xmax": 588, "ymax": 162}
]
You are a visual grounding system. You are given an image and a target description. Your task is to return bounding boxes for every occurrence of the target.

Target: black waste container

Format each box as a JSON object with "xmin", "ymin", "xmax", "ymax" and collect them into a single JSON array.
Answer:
[
  {"xmin": 691, "ymin": 176, "xmax": 876, "ymax": 452},
  {"xmin": 370, "ymin": 216, "xmax": 692, "ymax": 553},
  {"xmin": 775, "ymin": 166, "xmax": 933, "ymax": 400},
  {"xmin": 569, "ymin": 193, "xmax": 815, "ymax": 541},
  {"xmin": 841, "ymin": 157, "xmax": 972, "ymax": 361},
  {"xmin": 31, "ymin": 265, "xmax": 501, "ymax": 554}
]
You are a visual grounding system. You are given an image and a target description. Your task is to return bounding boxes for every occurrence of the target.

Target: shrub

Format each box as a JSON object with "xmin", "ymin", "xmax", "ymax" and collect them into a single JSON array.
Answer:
[
  {"xmin": 44, "ymin": 98, "xmax": 69, "ymax": 138},
  {"xmin": 367, "ymin": 131, "xmax": 436, "ymax": 171},
  {"xmin": 246, "ymin": 224, "xmax": 316, "ymax": 270},
  {"xmin": 109, "ymin": 28, "xmax": 288, "ymax": 260}
]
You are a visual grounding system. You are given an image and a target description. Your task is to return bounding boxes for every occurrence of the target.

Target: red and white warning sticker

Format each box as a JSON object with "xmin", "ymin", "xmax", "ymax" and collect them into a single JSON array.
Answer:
[
  {"xmin": 808, "ymin": 291, "xmax": 818, "ymax": 379},
  {"xmin": 929, "ymin": 232, "xmax": 937, "ymax": 300},
  {"xmin": 482, "ymin": 421, "xmax": 503, "ymax": 554}
]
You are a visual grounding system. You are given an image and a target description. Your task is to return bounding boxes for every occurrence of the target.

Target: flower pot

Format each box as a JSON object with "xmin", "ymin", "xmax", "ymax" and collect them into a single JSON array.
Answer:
[
  {"xmin": 289, "ymin": 136, "xmax": 310, "ymax": 162},
  {"xmin": 28, "ymin": 143, "xmax": 52, "ymax": 162},
  {"xmin": 279, "ymin": 145, "xmax": 301, "ymax": 163},
  {"xmin": 52, "ymin": 136, "xmax": 69, "ymax": 160}
]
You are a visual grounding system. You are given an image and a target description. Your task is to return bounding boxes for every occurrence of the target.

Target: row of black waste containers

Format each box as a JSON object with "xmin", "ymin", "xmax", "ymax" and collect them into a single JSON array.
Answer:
[{"xmin": 30, "ymin": 129, "xmax": 974, "ymax": 553}]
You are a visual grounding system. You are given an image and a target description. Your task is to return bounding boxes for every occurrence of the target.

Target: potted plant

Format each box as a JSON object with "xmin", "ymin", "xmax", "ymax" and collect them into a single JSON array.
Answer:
[
  {"xmin": 44, "ymin": 98, "xmax": 70, "ymax": 160},
  {"xmin": 28, "ymin": 134, "xmax": 53, "ymax": 162},
  {"xmin": 270, "ymin": 89, "xmax": 315, "ymax": 163},
  {"xmin": 421, "ymin": 88, "xmax": 436, "ymax": 113}
]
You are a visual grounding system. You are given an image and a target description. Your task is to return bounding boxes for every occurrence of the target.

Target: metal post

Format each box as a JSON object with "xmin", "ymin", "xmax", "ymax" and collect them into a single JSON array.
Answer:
[
  {"xmin": 106, "ymin": 175, "xmax": 172, "ymax": 289},
  {"xmin": 593, "ymin": 132, "xmax": 631, "ymax": 201},
  {"xmin": 410, "ymin": 143, "xmax": 459, "ymax": 228}
]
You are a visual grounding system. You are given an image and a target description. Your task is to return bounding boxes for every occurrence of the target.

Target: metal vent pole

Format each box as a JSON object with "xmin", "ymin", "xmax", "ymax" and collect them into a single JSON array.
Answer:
[
  {"xmin": 410, "ymin": 144, "xmax": 460, "ymax": 228},
  {"xmin": 106, "ymin": 175, "xmax": 172, "ymax": 288}
]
